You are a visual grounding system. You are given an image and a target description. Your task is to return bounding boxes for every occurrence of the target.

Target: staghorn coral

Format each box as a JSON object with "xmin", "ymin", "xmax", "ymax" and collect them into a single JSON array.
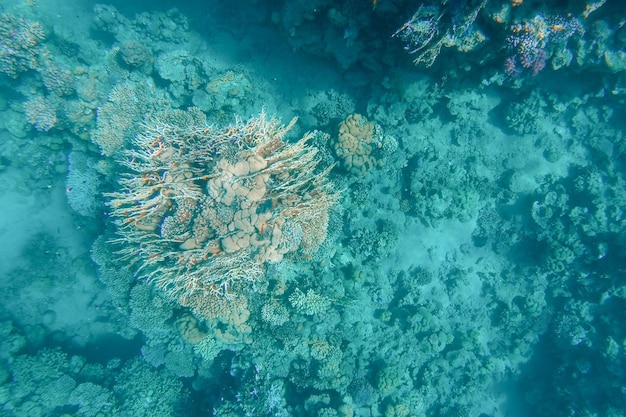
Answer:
[
  {"xmin": 106, "ymin": 109, "xmax": 337, "ymax": 329},
  {"xmin": 334, "ymin": 113, "xmax": 380, "ymax": 176}
]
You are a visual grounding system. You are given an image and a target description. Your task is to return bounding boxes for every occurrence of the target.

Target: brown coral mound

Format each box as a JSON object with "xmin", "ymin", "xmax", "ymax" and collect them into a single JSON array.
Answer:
[
  {"xmin": 106, "ymin": 109, "xmax": 337, "ymax": 322},
  {"xmin": 334, "ymin": 113, "xmax": 379, "ymax": 176}
]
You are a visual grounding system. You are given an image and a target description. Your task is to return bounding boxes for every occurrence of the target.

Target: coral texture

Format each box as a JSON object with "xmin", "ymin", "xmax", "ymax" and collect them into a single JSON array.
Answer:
[
  {"xmin": 334, "ymin": 113, "xmax": 379, "ymax": 176},
  {"xmin": 0, "ymin": 13, "xmax": 47, "ymax": 78}
]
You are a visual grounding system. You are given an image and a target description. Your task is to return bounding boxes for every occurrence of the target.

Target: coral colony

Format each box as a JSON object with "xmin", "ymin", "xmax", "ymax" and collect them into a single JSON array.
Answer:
[
  {"xmin": 106, "ymin": 110, "xmax": 336, "ymax": 332},
  {"xmin": 505, "ymin": 14, "xmax": 582, "ymax": 76}
]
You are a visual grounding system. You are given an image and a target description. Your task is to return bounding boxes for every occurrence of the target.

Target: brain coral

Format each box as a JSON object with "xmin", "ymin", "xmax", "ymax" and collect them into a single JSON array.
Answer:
[{"xmin": 334, "ymin": 113, "xmax": 380, "ymax": 176}]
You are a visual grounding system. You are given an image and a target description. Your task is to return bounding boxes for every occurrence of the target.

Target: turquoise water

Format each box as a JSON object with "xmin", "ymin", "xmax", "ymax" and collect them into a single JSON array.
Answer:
[{"xmin": 0, "ymin": 0, "xmax": 625, "ymax": 416}]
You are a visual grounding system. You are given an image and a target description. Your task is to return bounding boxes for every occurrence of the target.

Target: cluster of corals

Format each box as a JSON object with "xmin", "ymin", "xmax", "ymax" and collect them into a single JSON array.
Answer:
[
  {"xmin": 106, "ymin": 110, "xmax": 336, "ymax": 325},
  {"xmin": 393, "ymin": 2, "xmax": 487, "ymax": 67},
  {"xmin": 333, "ymin": 113, "xmax": 380, "ymax": 176},
  {"xmin": 505, "ymin": 14, "xmax": 582, "ymax": 76},
  {"xmin": 392, "ymin": 1, "xmax": 603, "ymax": 77},
  {"xmin": 392, "ymin": 5, "xmax": 441, "ymax": 66},
  {"xmin": 0, "ymin": 12, "xmax": 47, "ymax": 78}
]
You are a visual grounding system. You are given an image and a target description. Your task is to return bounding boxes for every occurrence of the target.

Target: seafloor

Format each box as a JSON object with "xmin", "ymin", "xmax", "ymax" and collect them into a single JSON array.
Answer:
[{"xmin": 0, "ymin": 0, "xmax": 624, "ymax": 416}]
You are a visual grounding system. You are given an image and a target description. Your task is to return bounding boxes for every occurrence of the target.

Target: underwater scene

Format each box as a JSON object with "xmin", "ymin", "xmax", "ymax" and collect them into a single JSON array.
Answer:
[{"xmin": 0, "ymin": 0, "xmax": 625, "ymax": 416}]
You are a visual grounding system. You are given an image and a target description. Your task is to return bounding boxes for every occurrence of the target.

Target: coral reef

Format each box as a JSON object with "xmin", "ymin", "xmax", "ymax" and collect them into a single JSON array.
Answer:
[
  {"xmin": 106, "ymin": 109, "xmax": 337, "ymax": 326},
  {"xmin": 1, "ymin": 2, "xmax": 626, "ymax": 417}
]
